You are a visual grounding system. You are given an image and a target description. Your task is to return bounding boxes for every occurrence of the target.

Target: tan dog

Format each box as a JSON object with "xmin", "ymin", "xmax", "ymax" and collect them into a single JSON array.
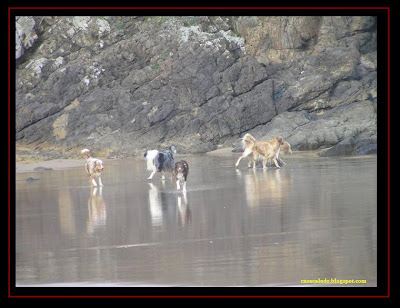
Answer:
[
  {"xmin": 81, "ymin": 149, "xmax": 104, "ymax": 186},
  {"xmin": 247, "ymin": 140, "xmax": 292, "ymax": 168},
  {"xmin": 235, "ymin": 134, "xmax": 285, "ymax": 169}
]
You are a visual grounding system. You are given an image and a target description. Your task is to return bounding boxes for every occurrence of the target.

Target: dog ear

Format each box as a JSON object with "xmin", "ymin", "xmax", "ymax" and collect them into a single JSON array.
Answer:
[{"xmin": 144, "ymin": 151, "xmax": 147, "ymax": 158}]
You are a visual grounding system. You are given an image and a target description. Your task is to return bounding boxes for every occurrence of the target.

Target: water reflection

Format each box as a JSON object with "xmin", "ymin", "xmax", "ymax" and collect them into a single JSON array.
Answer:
[
  {"xmin": 148, "ymin": 183, "xmax": 163, "ymax": 226},
  {"xmin": 236, "ymin": 168, "xmax": 293, "ymax": 208},
  {"xmin": 16, "ymin": 154, "xmax": 377, "ymax": 286},
  {"xmin": 87, "ymin": 187, "xmax": 106, "ymax": 234},
  {"xmin": 148, "ymin": 182, "xmax": 192, "ymax": 227},
  {"xmin": 58, "ymin": 188, "xmax": 76, "ymax": 235},
  {"xmin": 177, "ymin": 192, "xmax": 191, "ymax": 226}
]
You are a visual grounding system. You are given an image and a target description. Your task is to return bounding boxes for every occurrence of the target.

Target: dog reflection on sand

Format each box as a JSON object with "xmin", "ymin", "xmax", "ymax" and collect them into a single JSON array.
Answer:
[{"xmin": 87, "ymin": 186, "xmax": 106, "ymax": 234}]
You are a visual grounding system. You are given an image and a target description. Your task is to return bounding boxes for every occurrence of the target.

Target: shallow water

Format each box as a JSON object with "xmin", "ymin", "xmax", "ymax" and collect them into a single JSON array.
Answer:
[{"xmin": 15, "ymin": 153, "xmax": 377, "ymax": 287}]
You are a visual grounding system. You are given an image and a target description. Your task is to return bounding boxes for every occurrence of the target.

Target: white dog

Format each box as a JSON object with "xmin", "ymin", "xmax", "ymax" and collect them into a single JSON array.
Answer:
[{"xmin": 81, "ymin": 149, "xmax": 104, "ymax": 186}]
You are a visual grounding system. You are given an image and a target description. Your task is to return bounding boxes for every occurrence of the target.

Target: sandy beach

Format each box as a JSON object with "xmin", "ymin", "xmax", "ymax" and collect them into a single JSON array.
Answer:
[{"xmin": 15, "ymin": 158, "xmax": 85, "ymax": 173}]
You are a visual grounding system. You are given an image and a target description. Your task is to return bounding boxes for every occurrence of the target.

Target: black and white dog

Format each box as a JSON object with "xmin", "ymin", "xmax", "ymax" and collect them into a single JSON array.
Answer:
[
  {"xmin": 144, "ymin": 146, "xmax": 177, "ymax": 180},
  {"xmin": 174, "ymin": 160, "xmax": 189, "ymax": 192}
]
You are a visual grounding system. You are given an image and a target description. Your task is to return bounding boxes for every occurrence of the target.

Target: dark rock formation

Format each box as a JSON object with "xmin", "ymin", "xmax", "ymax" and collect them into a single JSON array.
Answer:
[{"xmin": 15, "ymin": 16, "xmax": 377, "ymax": 159}]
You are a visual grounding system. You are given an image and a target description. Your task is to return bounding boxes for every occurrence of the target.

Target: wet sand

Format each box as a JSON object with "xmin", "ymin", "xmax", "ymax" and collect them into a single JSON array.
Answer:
[{"xmin": 15, "ymin": 151, "xmax": 377, "ymax": 287}]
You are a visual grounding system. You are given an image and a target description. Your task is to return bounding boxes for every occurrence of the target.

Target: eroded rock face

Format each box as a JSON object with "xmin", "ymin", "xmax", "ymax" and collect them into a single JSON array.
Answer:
[
  {"xmin": 16, "ymin": 16, "xmax": 39, "ymax": 60},
  {"xmin": 15, "ymin": 16, "xmax": 376, "ymax": 159}
]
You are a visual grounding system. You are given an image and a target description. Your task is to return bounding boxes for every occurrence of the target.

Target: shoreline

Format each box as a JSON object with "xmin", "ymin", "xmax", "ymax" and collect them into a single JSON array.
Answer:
[{"xmin": 15, "ymin": 148, "xmax": 375, "ymax": 174}]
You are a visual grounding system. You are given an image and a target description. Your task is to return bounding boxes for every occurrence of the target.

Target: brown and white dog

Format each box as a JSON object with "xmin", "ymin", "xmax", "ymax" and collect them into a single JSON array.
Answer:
[
  {"xmin": 235, "ymin": 134, "xmax": 286, "ymax": 169},
  {"xmin": 174, "ymin": 160, "xmax": 189, "ymax": 192},
  {"xmin": 81, "ymin": 149, "xmax": 104, "ymax": 186}
]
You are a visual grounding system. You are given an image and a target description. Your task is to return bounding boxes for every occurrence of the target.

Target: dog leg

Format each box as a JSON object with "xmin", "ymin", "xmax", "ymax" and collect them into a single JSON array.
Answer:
[
  {"xmin": 148, "ymin": 170, "xmax": 157, "ymax": 180},
  {"xmin": 98, "ymin": 176, "xmax": 103, "ymax": 186},
  {"xmin": 247, "ymin": 154, "xmax": 253, "ymax": 168},
  {"xmin": 90, "ymin": 176, "xmax": 98, "ymax": 186},
  {"xmin": 275, "ymin": 148, "xmax": 285, "ymax": 167},
  {"xmin": 249, "ymin": 157, "xmax": 257, "ymax": 168},
  {"xmin": 176, "ymin": 179, "xmax": 181, "ymax": 190},
  {"xmin": 262, "ymin": 158, "xmax": 268, "ymax": 170},
  {"xmin": 272, "ymin": 157, "xmax": 281, "ymax": 168},
  {"xmin": 277, "ymin": 157, "xmax": 286, "ymax": 166},
  {"xmin": 182, "ymin": 181, "xmax": 187, "ymax": 193},
  {"xmin": 235, "ymin": 148, "xmax": 252, "ymax": 168},
  {"xmin": 235, "ymin": 156, "xmax": 243, "ymax": 168}
]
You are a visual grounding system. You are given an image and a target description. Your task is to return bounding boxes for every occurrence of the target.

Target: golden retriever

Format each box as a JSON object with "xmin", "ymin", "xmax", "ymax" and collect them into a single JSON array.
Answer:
[
  {"xmin": 235, "ymin": 134, "xmax": 287, "ymax": 169},
  {"xmin": 247, "ymin": 140, "xmax": 292, "ymax": 168}
]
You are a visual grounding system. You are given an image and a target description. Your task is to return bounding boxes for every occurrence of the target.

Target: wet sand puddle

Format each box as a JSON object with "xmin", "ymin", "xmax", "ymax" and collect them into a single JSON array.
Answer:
[{"xmin": 15, "ymin": 153, "xmax": 377, "ymax": 287}]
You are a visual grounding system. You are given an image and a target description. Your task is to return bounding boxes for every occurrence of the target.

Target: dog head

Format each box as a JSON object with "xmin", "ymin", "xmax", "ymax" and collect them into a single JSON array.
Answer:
[
  {"xmin": 281, "ymin": 141, "xmax": 292, "ymax": 154},
  {"xmin": 175, "ymin": 161, "xmax": 188, "ymax": 174},
  {"xmin": 276, "ymin": 136, "xmax": 284, "ymax": 145},
  {"xmin": 94, "ymin": 160, "xmax": 104, "ymax": 173}
]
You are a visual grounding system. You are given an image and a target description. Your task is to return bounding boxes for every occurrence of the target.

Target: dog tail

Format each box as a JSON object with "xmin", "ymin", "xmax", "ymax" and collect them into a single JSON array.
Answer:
[
  {"xmin": 242, "ymin": 133, "xmax": 257, "ymax": 148},
  {"xmin": 145, "ymin": 150, "xmax": 159, "ymax": 171},
  {"xmin": 169, "ymin": 145, "xmax": 177, "ymax": 154},
  {"xmin": 81, "ymin": 149, "xmax": 91, "ymax": 159}
]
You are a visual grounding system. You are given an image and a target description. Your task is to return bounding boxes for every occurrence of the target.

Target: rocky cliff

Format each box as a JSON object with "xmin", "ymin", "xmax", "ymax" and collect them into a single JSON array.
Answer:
[{"xmin": 15, "ymin": 16, "xmax": 377, "ymax": 160}]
